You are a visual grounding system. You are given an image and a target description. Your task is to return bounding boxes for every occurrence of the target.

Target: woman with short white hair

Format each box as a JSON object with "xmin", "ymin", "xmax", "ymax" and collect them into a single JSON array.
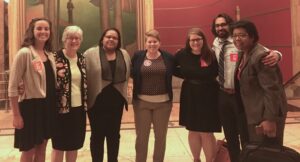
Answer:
[{"xmin": 51, "ymin": 25, "xmax": 87, "ymax": 162}]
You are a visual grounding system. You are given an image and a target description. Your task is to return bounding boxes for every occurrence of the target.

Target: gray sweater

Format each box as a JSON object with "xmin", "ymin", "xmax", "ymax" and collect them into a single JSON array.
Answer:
[{"xmin": 83, "ymin": 46, "xmax": 131, "ymax": 109}]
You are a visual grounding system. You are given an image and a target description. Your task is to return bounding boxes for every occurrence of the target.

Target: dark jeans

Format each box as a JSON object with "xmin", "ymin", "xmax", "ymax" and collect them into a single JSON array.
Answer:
[
  {"xmin": 88, "ymin": 103, "xmax": 124, "ymax": 162},
  {"xmin": 218, "ymin": 90, "xmax": 249, "ymax": 162}
]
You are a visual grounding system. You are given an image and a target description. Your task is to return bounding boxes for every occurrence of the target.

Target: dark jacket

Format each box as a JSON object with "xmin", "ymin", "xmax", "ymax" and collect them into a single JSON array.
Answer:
[
  {"xmin": 131, "ymin": 50, "xmax": 175, "ymax": 101},
  {"xmin": 235, "ymin": 43, "xmax": 287, "ymax": 125}
]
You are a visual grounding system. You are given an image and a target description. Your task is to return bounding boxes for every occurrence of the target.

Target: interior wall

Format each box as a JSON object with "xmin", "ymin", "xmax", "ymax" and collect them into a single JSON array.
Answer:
[
  {"xmin": 291, "ymin": 0, "xmax": 300, "ymax": 75},
  {"xmin": 153, "ymin": 0, "xmax": 292, "ymax": 81},
  {"xmin": 234, "ymin": 0, "xmax": 292, "ymax": 82}
]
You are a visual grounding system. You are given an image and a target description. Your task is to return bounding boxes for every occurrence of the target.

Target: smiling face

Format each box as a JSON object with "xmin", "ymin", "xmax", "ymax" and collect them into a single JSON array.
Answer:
[
  {"xmin": 102, "ymin": 30, "xmax": 119, "ymax": 51},
  {"xmin": 215, "ymin": 17, "xmax": 230, "ymax": 39},
  {"xmin": 33, "ymin": 20, "xmax": 50, "ymax": 44},
  {"xmin": 188, "ymin": 33, "xmax": 203, "ymax": 54},
  {"xmin": 145, "ymin": 36, "xmax": 160, "ymax": 54},
  {"xmin": 232, "ymin": 28, "xmax": 254, "ymax": 51},
  {"xmin": 64, "ymin": 33, "xmax": 82, "ymax": 52}
]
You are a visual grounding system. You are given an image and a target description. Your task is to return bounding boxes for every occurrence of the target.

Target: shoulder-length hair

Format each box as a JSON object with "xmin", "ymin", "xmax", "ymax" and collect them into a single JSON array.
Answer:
[
  {"xmin": 98, "ymin": 28, "xmax": 122, "ymax": 50},
  {"xmin": 185, "ymin": 28, "xmax": 215, "ymax": 64},
  {"xmin": 21, "ymin": 17, "xmax": 53, "ymax": 51}
]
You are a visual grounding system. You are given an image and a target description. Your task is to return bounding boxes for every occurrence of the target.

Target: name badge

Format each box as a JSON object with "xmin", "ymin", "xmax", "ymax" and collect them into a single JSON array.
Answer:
[
  {"xmin": 200, "ymin": 59, "xmax": 208, "ymax": 67},
  {"xmin": 230, "ymin": 53, "xmax": 238, "ymax": 62},
  {"xmin": 32, "ymin": 60, "xmax": 43, "ymax": 73},
  {"xmin": 143, "ymin": 59, "xmax": 152, "ymax": 66}
]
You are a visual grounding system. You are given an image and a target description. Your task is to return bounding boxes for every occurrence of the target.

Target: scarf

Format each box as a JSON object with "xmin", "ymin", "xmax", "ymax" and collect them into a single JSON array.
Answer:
[{"xmin": 100, "ymin": 48, "xmax": 126, "ymax": 83}]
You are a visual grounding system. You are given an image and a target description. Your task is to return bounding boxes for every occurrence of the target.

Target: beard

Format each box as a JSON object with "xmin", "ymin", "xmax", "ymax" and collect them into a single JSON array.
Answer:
[{"xmin": 217, "ymin": 29, "xmax": 230, "ymax": 39}]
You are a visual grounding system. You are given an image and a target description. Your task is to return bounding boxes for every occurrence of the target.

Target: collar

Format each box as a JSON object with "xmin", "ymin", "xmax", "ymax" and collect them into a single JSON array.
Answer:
[{"xmin": 217, "ymin": 36, "xmax": 233, "ymax": 45}]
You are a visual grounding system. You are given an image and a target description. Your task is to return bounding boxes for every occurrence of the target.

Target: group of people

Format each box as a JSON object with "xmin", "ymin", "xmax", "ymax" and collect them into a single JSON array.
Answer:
[
  {"xmin": 8, "ymin": 18, "xmax": 130, "ymax": 162},
  {"xmin": 8, "ymin": 12, "xmax": 287, "ymax": 162}
]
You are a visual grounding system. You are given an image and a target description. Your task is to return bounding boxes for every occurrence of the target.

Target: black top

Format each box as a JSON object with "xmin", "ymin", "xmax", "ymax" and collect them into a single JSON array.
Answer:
[
  {"xmin": 131, "ymin": 50, "xmax": 175, "ymax": 100},
  {"xmin": 44, "ymin": 59, "xmax": 57, "ymax": 136},
  {"xmin": 94, "ymin": 60, "xmax": 125, "ymax": 111},
  {"xmin": 175, "ymin": 49, "xmax": 221, "ymax": 132}
]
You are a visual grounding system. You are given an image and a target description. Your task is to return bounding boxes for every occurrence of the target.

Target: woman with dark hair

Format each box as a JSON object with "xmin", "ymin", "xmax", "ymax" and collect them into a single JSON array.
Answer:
[
  {"xmin": 8, "ymin": 17, "xmax": 57, "ymax": 162},
  {"xmin": 84, "ymin": 28, "xmax": 131, "ymax": 162},
  {"xmin": 232, "ymin": 20, "xmax": 287, "ymax": 145},
  {"xmin": 174, "ymin": 28, "xmax": 221, "ymax": 162}
]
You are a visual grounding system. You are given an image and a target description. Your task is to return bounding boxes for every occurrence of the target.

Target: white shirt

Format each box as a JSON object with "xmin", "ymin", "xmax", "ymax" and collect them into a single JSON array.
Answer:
[{"xmin": 213, "ymin": 37, "xmax": 239, "ymax": 89}]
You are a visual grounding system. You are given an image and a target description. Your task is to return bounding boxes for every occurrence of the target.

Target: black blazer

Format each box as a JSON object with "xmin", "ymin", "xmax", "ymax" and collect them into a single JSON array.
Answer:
[{"xmin": 131, "ymin": 49, "xmax": 175, "ymax": 101}]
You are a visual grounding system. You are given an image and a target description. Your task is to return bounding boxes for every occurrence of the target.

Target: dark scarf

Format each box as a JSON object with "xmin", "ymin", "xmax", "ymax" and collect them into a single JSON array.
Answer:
[{"xmin": 100, "ymin": 48, "xmax": 126, "ymax": 83}]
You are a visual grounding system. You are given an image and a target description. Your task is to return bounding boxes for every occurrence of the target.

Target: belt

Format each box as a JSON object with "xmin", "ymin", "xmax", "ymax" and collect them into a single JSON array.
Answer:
[
  {"xmin": 185, "ymin": 79, "xmax": 216, "ymax": 85},
  {"xmin": 220, "ymin": 87, "xmax": 235, "ymax": 94}
]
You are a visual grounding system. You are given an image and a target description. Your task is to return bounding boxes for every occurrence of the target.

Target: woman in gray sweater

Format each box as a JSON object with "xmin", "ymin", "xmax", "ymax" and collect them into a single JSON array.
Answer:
[{"xmin": 84, "ymin": 28, "xmax": 131, "ymax": 162}]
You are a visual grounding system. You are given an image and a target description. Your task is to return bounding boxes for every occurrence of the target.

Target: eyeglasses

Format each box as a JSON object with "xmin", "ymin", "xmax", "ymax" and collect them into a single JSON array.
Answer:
[
  {"xmin": 189, "ymin": 38, "xmax": 203, "ymax": 43},
  {"xmin": 67, "ymin": 37, "xmax": 81, "ymax": 41},
  {"xmin": 215, "ymin": 23, "xmax": 228, "ymax": 28},
  {"xmin": 232, "ymin": 33, "xmax": 249, "ymax": 39}
]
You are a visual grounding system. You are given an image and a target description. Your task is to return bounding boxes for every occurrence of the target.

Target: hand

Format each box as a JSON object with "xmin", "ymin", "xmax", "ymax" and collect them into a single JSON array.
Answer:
[
  {"xmin": 56, "ymin": 63, "xmax": 66, "ymax": 77},
  {"xmin": 18, "ymin": 82, "xmax": 25, "ymax": 95},
  {"xmin": 259, "ymin": 120, "xmax": 277, "ymax": 137},
  {"xmin": 56, "ymin": 62, "xmax": 64, "ymax": 68},
  {"xmin": 57, "ymin": 69, "xmax": 66, "ymax": 78},
  {"xmin": 13, "ymin": 115, "xmax": 24, "ymax": 129},
  {"xmin": 261, "ymin": 51, "xmax": 279, "ymax": 66}
]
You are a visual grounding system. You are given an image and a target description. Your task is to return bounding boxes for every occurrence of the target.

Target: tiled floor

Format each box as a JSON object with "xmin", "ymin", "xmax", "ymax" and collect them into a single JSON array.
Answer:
[{"xmin": 0, "ymin": 103, "xmax": 300, "ymax": 162}]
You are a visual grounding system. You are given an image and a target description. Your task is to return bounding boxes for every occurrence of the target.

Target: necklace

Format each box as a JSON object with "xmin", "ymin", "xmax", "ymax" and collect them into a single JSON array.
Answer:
[{"xmin": 146, "ymin": 52, "xmax": 161, "ymax": 60}]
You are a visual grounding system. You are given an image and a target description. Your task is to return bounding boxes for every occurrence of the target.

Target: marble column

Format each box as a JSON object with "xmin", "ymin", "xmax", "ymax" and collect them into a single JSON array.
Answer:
[
  {"xmin": 0, "ymin": 0, "xmax": 7, "ymax": 102},
  {"xmin": 0, "ymin": 0, "xmax": 4, "ymax": 75},
  {"xmin": 291, "ymin": 0, "xmax": 300, "ymax": 74},
  {"xmin": 8, "ymin": 0, "xmax": 26, "ymax": 67},
  {"xmin": 136, "ymin": 0, "xmax": 153, "ymax": 50}
]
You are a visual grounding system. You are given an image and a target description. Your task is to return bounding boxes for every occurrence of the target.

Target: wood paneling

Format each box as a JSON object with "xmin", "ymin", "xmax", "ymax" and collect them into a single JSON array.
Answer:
[{"xmin": 153, "ymin": 0, "xmax": 293, "ymax": 81}]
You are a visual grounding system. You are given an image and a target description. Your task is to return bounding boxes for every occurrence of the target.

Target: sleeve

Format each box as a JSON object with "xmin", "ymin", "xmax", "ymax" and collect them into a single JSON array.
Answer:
[
  {"xmin": 83, "ymin": 47, "xmax": 93, "ymax": 74},
  {"xmin": 273, "ymin": 50, "xmax": 282, "ymax": 61},
  {"xmin": 120, "ymin": 48, "xmax": 132, "ymax": 77},
  {"xmin": 130, "ymin": 52, "xmax": 137, "ymax": 78},
  {"xmin": 8, "ymin": 49, "xmax": 27, "ymax": 97},
  {"xmin": 173, "ymin": 49, "xmax": 184, "ymax": 78},
  {"xmin": 263, "ymin": 46, "xmax": 283, "ymax": 61},
  {"xmin": 255, "ymin": 53, "xmax": 284, "ymax": 121}
]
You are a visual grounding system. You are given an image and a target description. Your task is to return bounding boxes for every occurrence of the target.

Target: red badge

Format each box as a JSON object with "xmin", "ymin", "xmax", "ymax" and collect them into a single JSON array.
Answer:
[
  {"xmin": 230, "ymin": 53, "xmax": 238, "ymax": 62},
  {"xmin": 200, "ymin": 59, "xmax": 208, "ymax": 67},
  {"xmin": 32, "ymin": 60, "xmax": 43, "ymax": 73}
]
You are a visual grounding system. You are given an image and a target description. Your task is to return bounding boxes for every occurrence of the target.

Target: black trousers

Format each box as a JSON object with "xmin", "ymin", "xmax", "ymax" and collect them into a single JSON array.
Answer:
[
  {"xmin": 218, "ymin": 90, "xmax": 249, "ymax": 162},
  {"xmin": 88, "ymin": 100, "xmax": 124, "ymax": 162}
]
